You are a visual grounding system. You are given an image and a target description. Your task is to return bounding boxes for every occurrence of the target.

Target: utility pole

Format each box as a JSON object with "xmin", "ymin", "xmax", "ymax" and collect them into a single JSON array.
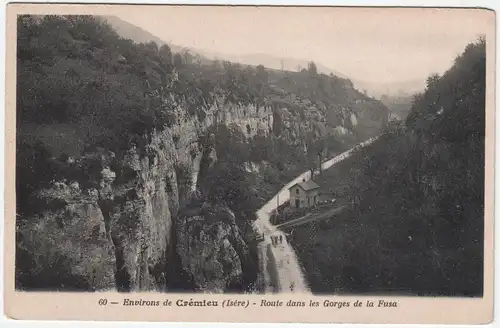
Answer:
[
  {"xmin": 277, "ymin": 193, "xmax": 280, "ymax": 213},
  {"xmin": 280, "ymin": 59, "xmax": 284, "ymax": 72}
]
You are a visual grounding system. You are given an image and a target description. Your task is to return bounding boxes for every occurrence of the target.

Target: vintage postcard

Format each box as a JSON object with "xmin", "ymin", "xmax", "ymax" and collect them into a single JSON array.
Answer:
[{"xmin": 4, "ymin": 3, "xmax": 495, "ymax": 324}]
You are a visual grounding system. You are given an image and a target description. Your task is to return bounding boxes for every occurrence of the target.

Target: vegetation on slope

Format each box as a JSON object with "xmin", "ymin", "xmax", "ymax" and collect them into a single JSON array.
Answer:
[
  {"xmin": 273, "ymin": 62, "xmax": 389, "ymax": 139},
  {"xmin": 290, "ymin": 37, "xmax": 485, "ymax": 296}
]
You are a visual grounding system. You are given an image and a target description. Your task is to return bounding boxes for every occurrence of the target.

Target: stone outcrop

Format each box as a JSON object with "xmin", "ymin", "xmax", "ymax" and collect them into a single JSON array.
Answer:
[
  {"xmin": 175, "ymin": 204, "xmax": 250, "ymax": 292},
  {"xmin": 16, "ymin": 183, "xmax": 116, "ymax": 290}
]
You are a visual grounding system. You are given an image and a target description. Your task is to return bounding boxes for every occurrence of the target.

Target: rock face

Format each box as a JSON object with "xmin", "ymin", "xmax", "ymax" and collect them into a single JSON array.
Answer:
[
  {"xmin": 175, "ymin": 204, "xmax": 250, "ymax": 292},
  {"xmin": 16, "ymin": 98, "xmax": 272, "ymax": 292},
  {"xmin": 16, "ymin": 88, "xmax": 387, "ymax": 292},
  {"xmin": 16, "ymin": 83, "xmax": 388, "ymax": 293},
  {"xmin": 16, "ymin": 183, "xmax": 116, "ymax": 290},
  {"xmin": 267, "ymin": 85, "xmax": 388, "ymax": 153}
]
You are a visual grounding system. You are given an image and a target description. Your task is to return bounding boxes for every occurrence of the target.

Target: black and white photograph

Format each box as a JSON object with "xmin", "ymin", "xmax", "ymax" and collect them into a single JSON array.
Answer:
[{"xmin": 12, "ymin": 5, "xmax": 492, "ymax": 303}]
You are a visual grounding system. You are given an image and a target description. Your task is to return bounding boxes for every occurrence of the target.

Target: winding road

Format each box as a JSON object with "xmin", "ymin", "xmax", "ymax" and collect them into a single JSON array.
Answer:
[{"xmin": 253, "ymin": 136, "xmax": 378, "ymax": 294}]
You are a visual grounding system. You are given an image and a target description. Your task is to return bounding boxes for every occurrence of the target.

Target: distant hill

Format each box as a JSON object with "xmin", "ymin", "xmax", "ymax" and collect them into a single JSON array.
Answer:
[
  {"xmin": 196, "ymin": 52, "xmax": 427, "ymax": 99},
  {"xmin": 103, "ymin": 15, "xmax": 180, "ymax": 51},
  {"xmin": 103, "ymin": 16, "xmax": 163, "ymax": 43},
  {"xmin": 103, "ymin": 15, "xmax": 423, "ymax": 99},
  {"xmin": 102, "ymin": 16, "xmax": 352, "ymax": 79},
  {"xmin": 380, "ymin": 93, "xmax": 415, "ymax": 120},
  {"xmin": 353, "ymin": 79, "xmax": 426, "ymax": 99},
  {"xmin": 197, "ymin": 51, "xmax": 350, "ymax": 77}
]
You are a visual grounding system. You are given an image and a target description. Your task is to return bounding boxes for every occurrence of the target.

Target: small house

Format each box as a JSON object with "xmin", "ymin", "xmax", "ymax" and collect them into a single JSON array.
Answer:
[{"xmin": 289, "ymin": 179, "xmax": 320, "ymax": 209}]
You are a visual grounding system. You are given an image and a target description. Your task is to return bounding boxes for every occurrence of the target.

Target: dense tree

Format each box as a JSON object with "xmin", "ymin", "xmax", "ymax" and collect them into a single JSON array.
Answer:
[
  {"xmin": 159, "ymin": 44, "xmax": 172, "ymax": 64},
  {"xmin": 307, "ymin": 61, "xmax": 318, "ymax": 75},
  {"xmin": 426, "ymin": 73, "xmax": 440, "ymax": 89},
  {"xmin": 173, "ymin": 53, "xmax": 183, "ymax": 67}
]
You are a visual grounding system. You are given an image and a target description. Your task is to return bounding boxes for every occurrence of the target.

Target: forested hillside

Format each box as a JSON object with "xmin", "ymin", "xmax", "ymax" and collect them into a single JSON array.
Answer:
[
  {"xmin": 15, "ymin": 15, "xmax": 388, "ymax": 292},
  {"xmin": 291, "ymin": 37, "xmax": 486, "ymax": 296}
]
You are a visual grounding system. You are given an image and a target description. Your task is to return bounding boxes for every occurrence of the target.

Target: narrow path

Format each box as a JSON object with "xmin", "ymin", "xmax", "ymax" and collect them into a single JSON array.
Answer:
[{"xmin": 253, "ymin": 136, "xmax": 379, "ymax": 294}]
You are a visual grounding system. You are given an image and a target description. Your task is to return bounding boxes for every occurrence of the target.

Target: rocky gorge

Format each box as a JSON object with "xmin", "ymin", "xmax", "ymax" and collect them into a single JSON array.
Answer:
[
  {"xmin": 16, "ymin": 96, "xmax": 274, "ymax": 292},
  {"xmin": 15, "ymin": 15, "xmax": 389, "ymax": 293}
]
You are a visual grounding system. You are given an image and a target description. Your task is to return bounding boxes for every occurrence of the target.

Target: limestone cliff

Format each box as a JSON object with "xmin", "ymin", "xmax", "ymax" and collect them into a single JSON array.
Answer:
[
  {"xmin": 16, "ymin": 86, "xmax": 386, "ymax": 292},
  {"xmin": 175, "ymin": 202, "xmax": 254, "ymax": 292},
  {"xmin": 16, "ymin": 98, "xmax": 272, "ymax": 292}
]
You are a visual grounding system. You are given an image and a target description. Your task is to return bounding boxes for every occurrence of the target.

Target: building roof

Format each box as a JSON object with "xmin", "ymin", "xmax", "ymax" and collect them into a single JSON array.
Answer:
[{"xmin": 289, "ymin": 179, "xmax": 320, "ymax": 192}]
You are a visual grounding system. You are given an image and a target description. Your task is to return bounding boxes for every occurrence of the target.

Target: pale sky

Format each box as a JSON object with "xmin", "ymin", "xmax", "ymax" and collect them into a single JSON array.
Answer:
[{"xmin": 113, "ymin": 6, "xmax": 494, "ymax": 84}]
